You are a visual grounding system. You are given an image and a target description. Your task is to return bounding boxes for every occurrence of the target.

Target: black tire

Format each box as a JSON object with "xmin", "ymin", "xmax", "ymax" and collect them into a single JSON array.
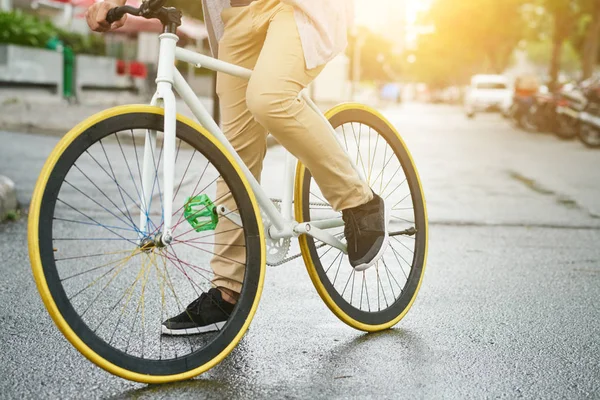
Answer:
[
  {"xmin": 294, "ymin": 104, "xmax": 428, "ymax": 331},
  {"xmin": 29, "ymin": 107, "xmax": 265, "ymax": 383},
  {"xmin": 555, "ymin": 114, "xmax": 578, "ymax": 139},
  {"xmin": 579, "ymin": 123, "xmax": 600, "ymax": 148},
  {"xmin": 521, "ymin": 108, "xmax": 538, "ymax": 132}
]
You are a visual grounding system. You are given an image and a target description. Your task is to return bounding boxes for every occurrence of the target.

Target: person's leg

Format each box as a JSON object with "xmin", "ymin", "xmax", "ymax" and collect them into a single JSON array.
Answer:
[
  {"xmin": 163, "ymin": 4, "xmax": 269, "ymax": 335},
  {"xmin": 209, "ymin": 5, "xmax": 269, "ymax": 301},
  {"xmin": 246, "ymin": 1, "xmax": 388, "ymax": 273},
  {"xmin": 245, "ymin": 2, "xmax": 372, "ymax": 212}
]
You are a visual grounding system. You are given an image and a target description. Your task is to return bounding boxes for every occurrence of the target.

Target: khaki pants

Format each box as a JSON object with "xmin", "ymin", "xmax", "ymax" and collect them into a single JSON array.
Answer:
[{"xmin": 210, "ymin": 0, "xmax": 372, "ymax": 293}]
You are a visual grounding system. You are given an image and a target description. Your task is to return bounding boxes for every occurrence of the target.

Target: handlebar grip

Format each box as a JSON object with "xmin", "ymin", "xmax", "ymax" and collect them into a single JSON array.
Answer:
[{"xmin": 106, "ymin": 7, "xmax": 126, "ymax": 24}]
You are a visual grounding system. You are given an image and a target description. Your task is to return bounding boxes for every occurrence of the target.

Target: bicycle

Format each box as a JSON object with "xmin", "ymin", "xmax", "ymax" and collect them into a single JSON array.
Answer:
[{"xmin": 28, "ymin": 0, "xmax": 428, "ymax": 384}]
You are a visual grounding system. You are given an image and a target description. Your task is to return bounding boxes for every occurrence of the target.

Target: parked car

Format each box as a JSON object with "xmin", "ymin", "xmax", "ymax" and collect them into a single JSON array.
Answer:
[{"xmin": 464, "ymin": 75, "xmax": 512, "ymax": 118}]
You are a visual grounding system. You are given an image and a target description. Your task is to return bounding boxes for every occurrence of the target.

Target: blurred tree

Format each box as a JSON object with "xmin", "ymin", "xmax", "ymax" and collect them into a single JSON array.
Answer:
[
  {"xmin": 523, "ymin": 0, "xmax": 598, "ymax": 82},
  {"xmin": 405, "ymin": 0, "xmax": 526, "ymax": 88},
  {"xmin": 580, "ymin": 0, "xmax": 600, "ymax": 79},
  {"xmin": 347, "ymin": 27, "xmax": 403, "ymax": 82},
  {"xmin": 542, "ymin": 0, "xmax": 581, "ymax": 89},
  {"xmin": 526, "ymin": 37, "xmax": 581, "ymax": 72}
]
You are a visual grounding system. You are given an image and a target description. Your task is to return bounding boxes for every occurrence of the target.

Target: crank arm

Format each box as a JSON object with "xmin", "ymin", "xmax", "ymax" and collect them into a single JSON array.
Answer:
[{"xmin": 294, "ymin": 223, "xmax": 347, "ymax": 254}]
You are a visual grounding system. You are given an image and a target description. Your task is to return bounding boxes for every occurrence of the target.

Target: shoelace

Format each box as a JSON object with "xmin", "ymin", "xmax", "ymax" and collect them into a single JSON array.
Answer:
[{"xmin": 187, "ymin": 291, "xmax": 211, "ymax": 314}]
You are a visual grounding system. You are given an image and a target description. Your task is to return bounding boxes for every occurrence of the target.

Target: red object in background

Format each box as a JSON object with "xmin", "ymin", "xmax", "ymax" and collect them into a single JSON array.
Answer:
[
  {"xmin": 129, "ymin": 61, "xmax": 148, "ymax": 78},
  {"xmin": 116, "ymin": 59, "xmax": 127, "ymax": 75},
  {"xmin": 515, "ymin": 88, "xmax": 537, "ymax": 98},
  {"xmin": 116, "ymin": 60, "xmax": 148, "ymax": 78}
]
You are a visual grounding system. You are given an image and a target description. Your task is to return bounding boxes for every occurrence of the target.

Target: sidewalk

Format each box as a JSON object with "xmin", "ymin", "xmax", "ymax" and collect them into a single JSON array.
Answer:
[{"xmin": 0, "ymin": 91, "xmax": 215, "ymax": 136}]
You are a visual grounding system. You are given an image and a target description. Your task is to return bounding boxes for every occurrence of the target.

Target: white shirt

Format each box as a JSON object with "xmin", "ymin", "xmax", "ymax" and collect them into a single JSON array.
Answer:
[{"xmin": 201, "ymin": 0, "xmax": 354, "ymax": 69}]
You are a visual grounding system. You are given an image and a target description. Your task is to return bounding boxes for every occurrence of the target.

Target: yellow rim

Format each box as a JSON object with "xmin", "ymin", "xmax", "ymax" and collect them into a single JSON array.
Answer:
[
  {"xmin": 28, "ymin": 105, "xmax": 266, "ymax": 383},
  {"xmin": 294, "ymin": 103, "xmax": 429, "ymax": 332}
]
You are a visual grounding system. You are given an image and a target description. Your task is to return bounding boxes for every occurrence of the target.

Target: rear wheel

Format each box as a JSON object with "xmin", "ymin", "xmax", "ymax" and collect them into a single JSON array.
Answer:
[
  {"xmin": 28, "ymin": 106, "xmax": 265, "ymax": 383},
  {"xmin": 294, "ymin": 104, "xmax": 428, "ymax": 332}
]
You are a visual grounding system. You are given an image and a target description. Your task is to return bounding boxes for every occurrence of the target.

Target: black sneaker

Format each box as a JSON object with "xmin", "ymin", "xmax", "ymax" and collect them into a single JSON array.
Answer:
[
  {"xmin": 162, "ymin": 288, "xmax": 235, "ymax": 336},
  {"xmin": 342, "ymin": 192, "xmax": 389, "ymax": 271}
]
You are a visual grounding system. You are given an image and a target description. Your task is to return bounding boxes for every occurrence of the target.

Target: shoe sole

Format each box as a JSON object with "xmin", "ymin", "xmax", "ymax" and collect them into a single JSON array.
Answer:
[
  {"xmin": 353, "ymin": 202, "xmax": 390, "ymax": 272},
  {"xmin": 161, "ymin": 321, "xmax": 226, "ymax": 336}
]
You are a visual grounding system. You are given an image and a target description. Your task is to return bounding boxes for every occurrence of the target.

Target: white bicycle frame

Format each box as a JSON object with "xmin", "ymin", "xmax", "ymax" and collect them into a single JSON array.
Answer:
[{"xmin": 142, "ymin": 33, "xmax": 362, "ymax": 253}]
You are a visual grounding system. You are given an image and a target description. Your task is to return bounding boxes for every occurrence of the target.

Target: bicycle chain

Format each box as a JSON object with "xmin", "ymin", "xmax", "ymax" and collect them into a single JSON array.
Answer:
[
  {"xmin": 268, "ymin": 241, "xmax": 333, "ymax": 267},
  {"xmin": 266, "ymin": 198, "xmax": 339, "ymax": 267}
]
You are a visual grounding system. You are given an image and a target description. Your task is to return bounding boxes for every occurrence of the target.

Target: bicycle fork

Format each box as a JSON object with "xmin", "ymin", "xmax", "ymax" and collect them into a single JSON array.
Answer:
[{"xmin": 138, "ymin": 32, "xmax": 179, "ymax": 246}]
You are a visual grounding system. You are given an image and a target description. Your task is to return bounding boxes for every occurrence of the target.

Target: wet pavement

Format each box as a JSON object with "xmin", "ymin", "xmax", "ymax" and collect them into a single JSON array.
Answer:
[{"xmin": 1, "ymin": 104, "xmax": 599, "ymax": 399}]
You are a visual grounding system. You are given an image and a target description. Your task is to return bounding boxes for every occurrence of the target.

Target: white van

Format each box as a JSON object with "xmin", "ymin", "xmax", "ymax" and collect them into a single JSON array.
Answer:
[{"xmin": 464, "ymin": 74, "xmax": 512, "ymax": 118}]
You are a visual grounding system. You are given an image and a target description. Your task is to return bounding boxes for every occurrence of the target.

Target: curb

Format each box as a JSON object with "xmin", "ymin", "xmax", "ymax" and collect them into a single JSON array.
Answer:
[{"xmin": 0, "ymin": 175, "xmax": 18, "ymax": 222}]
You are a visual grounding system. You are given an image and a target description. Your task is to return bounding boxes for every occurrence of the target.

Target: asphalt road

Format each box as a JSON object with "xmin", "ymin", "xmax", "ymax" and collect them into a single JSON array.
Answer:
[{"xmin": 0, "ymin": 104, "xmax": 599, "ymax": 399}]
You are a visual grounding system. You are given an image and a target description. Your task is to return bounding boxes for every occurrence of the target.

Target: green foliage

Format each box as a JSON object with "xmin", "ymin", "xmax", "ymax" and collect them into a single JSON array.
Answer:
[
  {"xmin": 56, "ymin": 30, "xmax": 106, "ymax": 56},
  {"xmin": 405, "ymin": 0, "xmax": 526, "ymax": 87},
  {"xmin": 347, "ymin": 27, "xmax": 402, "ymax": 82},
  {"xmin": 0, "ymin": 10, "xmax": 56, "ymax": 48},
  {"xmin": 4, "ymin": 210, "xmax": 20, "ymax": 222},
  {"xmin": 526, "ymin": 37, "xmax": 581, "ymax": 71},
  {"xmin": 0, "ymin": 10, "xmax": 105, "ymax": 55}
]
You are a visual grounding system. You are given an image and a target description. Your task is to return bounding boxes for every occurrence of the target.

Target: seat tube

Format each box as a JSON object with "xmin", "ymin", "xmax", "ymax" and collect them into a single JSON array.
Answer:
[{"xmin": 282, "ymin": 151, "xmax": 296, "ymax": 221}]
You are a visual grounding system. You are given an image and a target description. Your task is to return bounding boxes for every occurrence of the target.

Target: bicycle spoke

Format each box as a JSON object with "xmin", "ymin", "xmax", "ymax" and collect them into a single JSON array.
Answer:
[
  {"xmin": 71, "ymin": 165, "xmax": 142, "ymax": 231},
  {"xmin": 392, "ymin": 236, "xmax": 415, "ymax": 255},
  {"xmin": 99, "ymin": 139, "xmax": 138, "ymax": 232},
  {"xmin": 116, "ymin": 133, "xmax": 144, "ymax": 210},
  {"xmin": 387, "ymin": 245, "xmax": 409, "ymax": 285},
  {"xmin": 382, "ymin": 258, "xmax": 399, "ymax": 298},
  {"xmin": 54, "ymin": 217, "xmax": 138, "ymax": 233},
  {"xmin": 325, "ymin": 251, "xmax": 343, "ymax": 274},
  {"xmin": 56, "ymin": 198, "xmax": 138, "ymax": 246},
  {"xmin": 60, "ymin": 252, "xmax": 139, "ymax": 282},
  {"xmin": 350, "ymin": 123, "xmax": 368, "ymax": 179},
  {"xmin": 332, "ymin": 250, "xmax": 345, "ymax": 286},
  {"xmin": 61, "ymin": 179, "xmax": 139, "ymax": 234}
]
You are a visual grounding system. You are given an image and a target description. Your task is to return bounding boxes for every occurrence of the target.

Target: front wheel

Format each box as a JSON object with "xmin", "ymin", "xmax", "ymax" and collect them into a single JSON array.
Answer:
[
  {"xmin": 294, "ymin": 104, "xmax": 428, "ymax": 332},
  {"xmin": 28, "ymin": 106, "xmax": 266, "ymax": 383}
]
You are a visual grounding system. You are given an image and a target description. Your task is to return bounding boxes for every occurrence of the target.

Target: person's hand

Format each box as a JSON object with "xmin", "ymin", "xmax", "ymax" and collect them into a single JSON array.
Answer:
[{"xmin": 85, "ymin": 1, "xmax": 127, "ymax": 33}]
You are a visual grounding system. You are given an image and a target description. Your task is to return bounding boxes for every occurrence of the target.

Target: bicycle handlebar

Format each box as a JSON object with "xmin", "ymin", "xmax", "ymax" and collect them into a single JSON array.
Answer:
[
  {"xmin": 105, "ymin": 1, "xmax": 181, "ymax": 30},
  {"xmin": 105, "ymin": 0, "xmax": 168, "ymax": 23},
  {"xmin": 106, "ymin": 6, "xmax": 140, "ymax": 24}
]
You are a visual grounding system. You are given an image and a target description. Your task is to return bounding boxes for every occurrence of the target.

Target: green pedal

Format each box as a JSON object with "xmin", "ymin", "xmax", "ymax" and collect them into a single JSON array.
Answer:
[{"xmin": 183, "ymin": 194, "xmax": 218, "ymax": 232}]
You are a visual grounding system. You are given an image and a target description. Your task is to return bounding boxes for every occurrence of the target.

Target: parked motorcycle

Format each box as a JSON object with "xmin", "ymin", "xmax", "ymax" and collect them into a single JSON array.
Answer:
[
  {"xmin": 554, "ymin": 83, "xmax": 586, "ymax": 140},
  {"xmin": 509, "ymin": 94, "xmax": 536, "ymax": 130},
  {"xmin": 508, "ymin": 75, "xmax": 539, "ymax": 130},
  {"xmin": 578, "ymin": 78, "xmax": 600, "ymax": 148},
  {"xmin": 520, "ymin": 87, "xmax": 560, "ymax": 133}
]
